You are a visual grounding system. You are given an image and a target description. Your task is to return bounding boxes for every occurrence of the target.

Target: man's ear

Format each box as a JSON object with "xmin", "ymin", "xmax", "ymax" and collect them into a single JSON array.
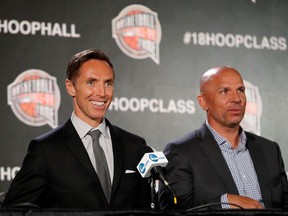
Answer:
[
  {"xmin": 65, "ymin": 79, "xmax": 75, "ymax": 97},
  {"xmin": 197, "ymin": 94, "xmax": 208, "ymax": 111}
]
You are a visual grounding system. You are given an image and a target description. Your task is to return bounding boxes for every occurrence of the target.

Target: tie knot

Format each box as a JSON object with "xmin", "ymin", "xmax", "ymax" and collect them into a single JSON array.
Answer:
[{"xmin": 89, "ymin": 129, "xmax": 101, "ymax": 141}]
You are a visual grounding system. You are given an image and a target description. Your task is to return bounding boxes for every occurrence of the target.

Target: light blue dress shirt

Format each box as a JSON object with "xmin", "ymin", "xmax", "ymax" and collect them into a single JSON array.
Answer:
[{"xmin": 206, "ymin": 121, "xmax": 264, "ymax": 208}]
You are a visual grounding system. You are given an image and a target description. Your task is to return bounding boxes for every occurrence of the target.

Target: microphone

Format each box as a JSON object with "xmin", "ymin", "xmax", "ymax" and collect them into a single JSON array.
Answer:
[
  {"xmin": 137, "ymin": 151, "xmax": 177, "ymax": 205},
  {"xmin": 137, "ymin": 151, "xmax": 168, "ymax": 178}
]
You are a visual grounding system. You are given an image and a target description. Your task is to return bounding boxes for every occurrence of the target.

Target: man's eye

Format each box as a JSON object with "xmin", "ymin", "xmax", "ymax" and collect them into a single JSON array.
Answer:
[
  {"xmin": 238, "ymin": 88, "xmax": 245, "ymax": 93},
  {"xmin": 106, "ymin": 82, "xmax": 113, "ymax": 86},
  {"xmin": 220, "ymin": 89, "xmax": 228, "ymax": 94}
]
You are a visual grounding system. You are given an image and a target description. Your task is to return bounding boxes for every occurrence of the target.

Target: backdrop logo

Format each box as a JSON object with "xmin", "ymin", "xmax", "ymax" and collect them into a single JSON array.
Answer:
[
  {"xmin": 242, "ymin": 80, "xmax": 262, "ymax": 135},
  {"xmin": 7, "ymin": 69, "xmax": 61, "ymax": 128},
  {"xmin": 112, "ymin": 4, "xmax": 162, "ymax": 64}
]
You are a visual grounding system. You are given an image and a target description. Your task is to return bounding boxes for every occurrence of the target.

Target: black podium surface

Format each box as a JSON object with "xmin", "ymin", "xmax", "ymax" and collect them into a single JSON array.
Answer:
[{"xmin": 0, "ymin": 209, "xmax": 287, "ymax": 216}]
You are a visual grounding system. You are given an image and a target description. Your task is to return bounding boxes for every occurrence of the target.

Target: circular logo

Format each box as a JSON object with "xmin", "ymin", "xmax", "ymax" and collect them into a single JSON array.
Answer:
[
  {"xmin": 138, "ymin": 163, "xmax": 146, "ymax": 173},
  {"xmin": 242, "ymin": 80, "xmax": 262, "ymax": 135},
  {"xmin": 7, "ymin": 69, "xmax": 61, "ymax": 128},
  {"xmin": 149, "ymin": 154, "xmax": 158, "ymax": 162},
  {"xmin": 112, "ymin": 4, "xmax": 162, "ymax": 64}
]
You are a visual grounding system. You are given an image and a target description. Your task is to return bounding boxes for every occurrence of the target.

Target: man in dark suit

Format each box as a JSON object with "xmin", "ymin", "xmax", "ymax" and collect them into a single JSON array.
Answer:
[
  {"xmin": 158, "ymin": 66, "xmax": 288, "ymax": 210},
  {"xmin": 3, "ymin": 48, "xmax": 151, "ymax": 209}
]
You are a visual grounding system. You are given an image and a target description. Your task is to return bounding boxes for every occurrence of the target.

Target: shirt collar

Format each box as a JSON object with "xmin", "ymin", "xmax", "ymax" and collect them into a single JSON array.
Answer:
[
  {"xmin": 71, "ymin": 112, "xmax": 109, "ymax": 139},
  {"xmin": 205, "ymin": 120, "xmax": 247, "ymax": 150}
]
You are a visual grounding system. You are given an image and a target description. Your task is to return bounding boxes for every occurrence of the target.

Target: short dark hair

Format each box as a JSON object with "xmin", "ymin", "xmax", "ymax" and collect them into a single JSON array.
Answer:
[{"xmin": 66, "ymin": 48, "xmax": 114, "ymax": 84}]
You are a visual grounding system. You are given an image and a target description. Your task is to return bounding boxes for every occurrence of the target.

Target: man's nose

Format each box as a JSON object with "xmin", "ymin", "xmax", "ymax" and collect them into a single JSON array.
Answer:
[{"xmin": 95, "ymin": 84, "xmax": 106, "ymax": 97}]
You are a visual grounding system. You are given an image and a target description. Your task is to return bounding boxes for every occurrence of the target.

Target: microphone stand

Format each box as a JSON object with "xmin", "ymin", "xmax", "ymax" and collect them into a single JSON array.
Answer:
[{"xmin": 148, "ymin": 177, "xmax": 156, "ymax": 210}]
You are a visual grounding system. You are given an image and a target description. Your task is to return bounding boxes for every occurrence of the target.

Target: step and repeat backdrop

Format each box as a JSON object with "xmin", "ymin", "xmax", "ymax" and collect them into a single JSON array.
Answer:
[{"xmin": 1, "ymin": 0, "xmax": 288, "ymax": 192}]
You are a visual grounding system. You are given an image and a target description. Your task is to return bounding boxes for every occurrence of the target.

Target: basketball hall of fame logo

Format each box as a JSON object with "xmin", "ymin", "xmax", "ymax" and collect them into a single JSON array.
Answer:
[
  {"xmin": 7, "ymin": 69, "xmax": 60, "ymax": 128},
  {"xmin": 112, "ymin": 4, "xmax": 162, "ymax": 64},
  {"xmin": 242, "ymin": 80, "xmax": 262, "ymax": 135}
]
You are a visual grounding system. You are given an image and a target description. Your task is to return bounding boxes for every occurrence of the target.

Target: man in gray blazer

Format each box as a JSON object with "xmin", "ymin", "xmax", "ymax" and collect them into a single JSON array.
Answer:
[
  {"xmin": 4, "ymin": 49, "xmax": 151, "ymax": 209},
  {"xmin": 158, "ymin": 66, "xmax": 288, "ymax": 210}
]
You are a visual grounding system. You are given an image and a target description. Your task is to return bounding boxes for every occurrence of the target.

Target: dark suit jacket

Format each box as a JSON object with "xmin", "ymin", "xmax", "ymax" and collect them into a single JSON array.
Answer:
[
  {"xmin": 158, "ymin": 123, "xmax": 288, "ymax": 210},
  {"xmin": 4, "ymin": 119, "xmax": 151, "ymax": 209}
]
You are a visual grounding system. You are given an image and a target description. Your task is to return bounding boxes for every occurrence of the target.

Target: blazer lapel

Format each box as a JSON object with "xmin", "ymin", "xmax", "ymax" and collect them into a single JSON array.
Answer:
[
  {"xmin": 63, "ymin": 120, "xmax": 108, "ymax": 205},
  {"xmin": 246, "ymin": 134, "xmax": 272, "ymax": 207},
  {"xmin": 106, "ymin": 121, "xmax": 125, "ymax": 199},
  {"xmin": 198, "ymin": 124, "xmax": 239, "ymax": 194}
]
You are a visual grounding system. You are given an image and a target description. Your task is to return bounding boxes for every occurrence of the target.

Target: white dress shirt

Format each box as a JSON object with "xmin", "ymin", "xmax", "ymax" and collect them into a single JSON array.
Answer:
[{"xmin": 71, "ymin": 112, "xmax": 114, "ymax": 183}]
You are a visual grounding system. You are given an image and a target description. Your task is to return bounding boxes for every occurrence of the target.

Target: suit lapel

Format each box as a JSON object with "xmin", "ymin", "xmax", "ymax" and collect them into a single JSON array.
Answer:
[
  {"xmin": 246, "ymin": 134, "xmax": 272, "ymax": 207},
  {"xmin": 106, "ymin": 121, "xmax": 125, "ymax": 200},
  {"xmin": 198, "ymin": 124, "xmax": 239, "ymax": 194},
  {"xmin": 63, "ymin": 120, "xmax": 108, "ymax": 205}
]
